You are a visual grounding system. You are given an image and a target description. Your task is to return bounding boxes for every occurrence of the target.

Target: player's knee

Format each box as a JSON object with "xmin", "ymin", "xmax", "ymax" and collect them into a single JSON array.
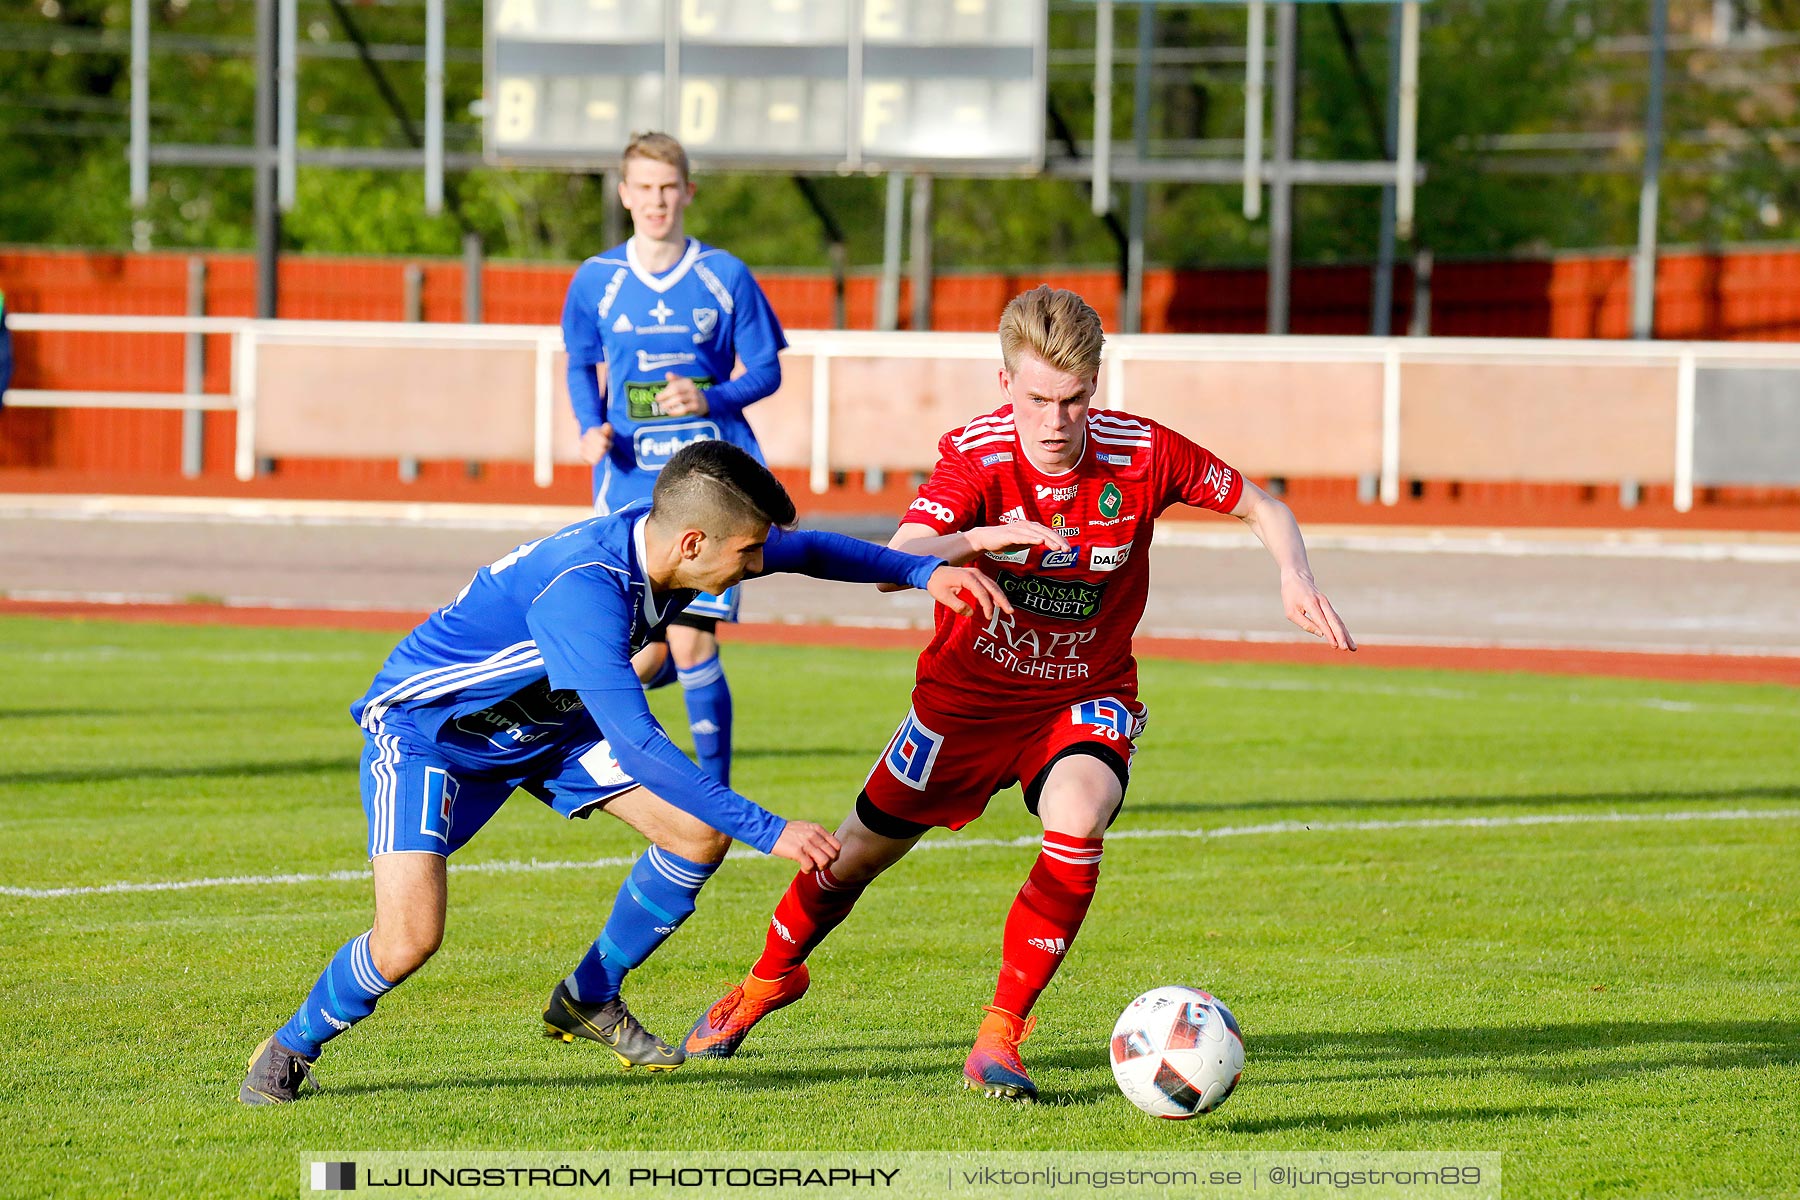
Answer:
[
  {"xmin": 661, "ymin": 819, "xmax": 731, "ymax": 865},
  {"xmin": 370, "ymin": 917, "xmax": 442, "ymax": 981},
  {"xmin": 1036, "ymin": 773, "xmax": 1121, "ymax": 838}
]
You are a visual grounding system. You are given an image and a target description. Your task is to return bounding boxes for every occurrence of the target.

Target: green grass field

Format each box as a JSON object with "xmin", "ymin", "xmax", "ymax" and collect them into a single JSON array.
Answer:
[{"xmin": 2, "ymin": 615, "xmax": 1797, "ymax": 1198}]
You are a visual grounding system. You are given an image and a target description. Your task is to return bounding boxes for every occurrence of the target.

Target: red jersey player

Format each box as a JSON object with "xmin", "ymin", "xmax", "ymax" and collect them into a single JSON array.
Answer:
[{"xmin": 683, "ymin": 286, "xmax": 1355, "ymax": 1099}]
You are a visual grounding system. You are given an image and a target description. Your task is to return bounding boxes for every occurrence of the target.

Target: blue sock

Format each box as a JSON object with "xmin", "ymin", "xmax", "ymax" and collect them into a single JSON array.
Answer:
[
  {"xmin": 678, "ymin": 653, "xmax": 733, "ymax": 786},
  {"xmin": 275, "ymin": 930, "xmax": 394, "ymax": 1058},
  {"xmin": 642, "ymin": 651, "xmax": 678, "ymax": 691},
  {"xmin": 566, "ymin": 847, "xmax": 719, "ymax": 1004}
]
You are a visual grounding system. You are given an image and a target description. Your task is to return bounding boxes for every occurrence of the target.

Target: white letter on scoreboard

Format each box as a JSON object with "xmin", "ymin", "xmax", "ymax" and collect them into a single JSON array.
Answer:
[
  {"xmin": 496, "ymin": 78, "xmax": 537, "ymax": 142},
  {"xmin": 680, "ymin": 80, "xmax": 720, "ymax": 145},
  {"xmin": 864, "ymin": 0, "xmax": 901, "ymax": 39},
  {"xmin": 494, "ymin": 0, "xmax": 536, "ymax": 34},
  {"xmin": 862, "ymin": 81, "xmax": 903, "ymax": 146},
  {"xmin": 681, "ymin": 0, "xmax": 719, "ymax": 36}
]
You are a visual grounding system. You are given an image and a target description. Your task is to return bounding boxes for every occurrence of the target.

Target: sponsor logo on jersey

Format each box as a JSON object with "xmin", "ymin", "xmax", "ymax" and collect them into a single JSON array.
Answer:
[
  {"xmin": 908, "ymin": 497, "xmax": 959, "ymax": 525},
  {"xmin": 596, "ymin": 267, "xmax": 627, "ymax": 319},
  {"xmin": 980, "ymin": 451, "xmax": 1014, "ymax": 466},
  {"xmin": 1036, "ymin": 483, "xmax": 1078, "ymax": 502},
  {"xmin": 1041, "ymin": 547, "xmax": 1079, "ymax": 570},
  {"xmin": 985, "ymin": 547, "xmax": 1029, "ymax": 564},
  {"xmin": 625, "ymin": 376, "xmax": 714, "ymax": 420},
  {"xmin": 1203, "ymin": 460, "xmax": 1237, "ymax": 506},
  {"xmin": 972, "ymin": 609, "xmax": 1099, "ymax": 681},
  {"xmin": 999, "ymin": 504, "xmax": 1028, "ymax": 524},
  {"xmin": 1089, "ymin": 543, "xmax": 1131, "ymax": 572},
  {"xmin": 635, "ymin": 298, "xmax": 690, "ymax": 334},
  {"xmin": 633, "ymin": 420, "xmax": 720, "ymax": 471},
  {"xmin": 1027, "ymin": 936, "xmax": 1068, "ymax": 955},
  {"xmin": 1098, "ymin": 482, "xmax": 1123, "ymax": 519},
  {"xmin": 884, "ymin": 709, "xmax": 944, "ymax": 791},
  {"xmin": 1050, "ymin": 513, "xmax": 1082, "ymax": 539},
  {"xmin": 1098, "ymin": 451, "xmax": 1133, "ymax": 465},
  {"xmin": 611, "ymin": 312, "xmax": 633, "ymax": 333},
  {"xmin": 996, "ymin": 572, "xmax": 1106, "ymax": 622},
  {"xmin": 692, "ymin": 307, "xmax": 719, "ymax": 342},
  {"xmin": 636, "ymin": 350, "xmax": 697, "ymax": 374}
]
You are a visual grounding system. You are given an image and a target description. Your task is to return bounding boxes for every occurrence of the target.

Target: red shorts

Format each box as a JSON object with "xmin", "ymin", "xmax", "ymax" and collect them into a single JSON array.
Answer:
[{"xmin": 859, "ymin": 693, "xmax": 1149, "ymax": 834}]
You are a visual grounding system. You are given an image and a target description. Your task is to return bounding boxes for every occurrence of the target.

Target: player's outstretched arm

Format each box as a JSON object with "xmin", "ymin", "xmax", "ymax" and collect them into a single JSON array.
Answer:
[
  {"xmin": 888, "ymin": 520, "xmax": 1071, "ymax": 564},
  {"xmin": 873, "ymin": 520, "xmax": 1071, "ymax": 592},
  {"xmin": 1231, "ymin": 481, "xmax": 1357, "ymax": 651},
  {"xmin": 759, "ymin": 527, "xmax": 1009, "ymax": 619}
]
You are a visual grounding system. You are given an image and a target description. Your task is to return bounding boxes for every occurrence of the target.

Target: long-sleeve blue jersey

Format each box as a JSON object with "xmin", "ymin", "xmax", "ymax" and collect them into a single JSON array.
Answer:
[
  {"xmin": 562, "ymin": 238, "xmax": 787, "ymax": 513},
  {"xmin": 351, "ymin": 502, "xmax": 942, "ymax": 854}
]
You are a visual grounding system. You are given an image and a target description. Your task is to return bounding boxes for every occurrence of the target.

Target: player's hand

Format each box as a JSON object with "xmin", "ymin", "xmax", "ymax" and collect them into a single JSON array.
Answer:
[
  {"xmin": 1279, "ymin": 571, "xmax": 1356, "ymax": 651},
  {"xmin": 965, "ymin": 521, "xmax": 1070, "ymax": 557},
  {"xmin": 925, "ymin": 565, "xmax": 1011, "ymax": 621},
  {"xmin": 656, "ymin": 373, "xmax": 709, "ymax": 417},
  {"xmin": 578, "ymin": 424, "xmax": 613, "ymax": 465},
  {"xmin": 772, "ymin": 820, "xmax": 841, "ymax": 871}
]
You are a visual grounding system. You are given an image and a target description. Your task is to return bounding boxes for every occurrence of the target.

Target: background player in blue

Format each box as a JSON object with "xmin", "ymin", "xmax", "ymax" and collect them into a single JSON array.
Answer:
[
  {"xmin": 562, "ymin": 131, "xmax": 782, "ymax": 790},
  {"xmin": 239, "ymin": 442, "xmax": 1009, "ymax": 1103}
]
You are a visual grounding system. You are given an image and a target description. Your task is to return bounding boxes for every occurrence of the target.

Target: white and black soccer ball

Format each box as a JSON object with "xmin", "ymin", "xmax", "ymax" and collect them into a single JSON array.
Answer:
[{"xmin": 1109, "ymin": 986, "xmax": 1245, "ymax": 1119}]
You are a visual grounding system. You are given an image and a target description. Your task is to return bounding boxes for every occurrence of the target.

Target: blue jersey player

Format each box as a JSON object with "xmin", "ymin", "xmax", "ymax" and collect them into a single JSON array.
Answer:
[
  {"xmin": 562, "ymin": 132, "xmax": 781, "ymax": 792},
  {"xmin": 239, "ymin": 442, "xmax": 1010, "ymax": 1103}
]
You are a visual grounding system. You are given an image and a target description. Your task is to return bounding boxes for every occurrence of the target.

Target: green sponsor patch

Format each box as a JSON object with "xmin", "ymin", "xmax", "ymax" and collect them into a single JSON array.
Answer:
[
  {"xmin": 996, "ymin": 572, "xmax": 1106, "ymax": 621},
  {"xmin": 625, "ymin": 376, "xmax": 714, "ymax": 421}
]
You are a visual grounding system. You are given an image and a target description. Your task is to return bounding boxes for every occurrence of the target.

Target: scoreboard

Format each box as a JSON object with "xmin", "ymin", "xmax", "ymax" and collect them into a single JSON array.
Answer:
[{"xmin": 484, "ymin": 0, "xmax": 1047, "ymax": 172}]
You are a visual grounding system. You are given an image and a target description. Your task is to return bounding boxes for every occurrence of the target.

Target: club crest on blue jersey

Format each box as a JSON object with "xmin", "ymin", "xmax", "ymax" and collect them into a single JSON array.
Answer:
[{"xmin": 884, "ymin": 709, "xmax": 944, "ymax": 791}]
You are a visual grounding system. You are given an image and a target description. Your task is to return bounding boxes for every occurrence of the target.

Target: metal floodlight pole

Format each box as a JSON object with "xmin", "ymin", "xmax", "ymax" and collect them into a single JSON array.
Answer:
[
  {"xmin": 278, "ymin": 0, "xmax": 297, "ymax": 210},
  {"xmin": 1092, "ymin": 0, "xmax": 1115, "ymax": 217},
  {"xmin": 425, "ymin": 0, "xmax": 445, "ymax": 215},
  {"xmin": 877, "ymin": 171, "xmax": 906, "ymax": 332},
  {"xmin": 1396, "ymin": 0, "xmax": 1420, "ymax": 239},
  {"xmin": 130, "ymin": 0, "xmax": 149, "ymax": 208},
  {"xmin": 1632, "ymin": 0, "xmax": 1668, "ymax": 340},
  {"xmin": 1243, "ymin": 0, "xmax": 1266, "ymax": 220},
  {"xmin": 1267, "ymin": 0, "xmax": 1297, "ymax": 335},
  {"xmin": 254, "ymin": 0, "xmax": 281, "ymax": 318},
  {"xmin": 910, "ymin": 172, "xmax": 934, "ymax": 331},
  {"xmin": 1125, "ymin": 3, "xmax": 1154, "ymax": 334},
  {"xmin": 1373, "ymin": 2, "xmax": 1403, "ymax": 336}
]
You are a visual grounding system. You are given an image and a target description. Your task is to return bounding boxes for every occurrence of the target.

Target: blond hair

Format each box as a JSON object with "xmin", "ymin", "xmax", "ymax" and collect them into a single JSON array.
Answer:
[
  {"xmin": 998, "ymin": 286, "xmax": 1105, "ymax": 379},
  {"xmin": 622, "ymin": 131, "xmax": 690, "ymax": 182}
]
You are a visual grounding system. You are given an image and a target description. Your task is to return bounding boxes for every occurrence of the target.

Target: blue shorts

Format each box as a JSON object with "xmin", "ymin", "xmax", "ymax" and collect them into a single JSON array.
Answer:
[{"xmin": 359, "ymin": 728, "xmax": 639, "ymax": 858}]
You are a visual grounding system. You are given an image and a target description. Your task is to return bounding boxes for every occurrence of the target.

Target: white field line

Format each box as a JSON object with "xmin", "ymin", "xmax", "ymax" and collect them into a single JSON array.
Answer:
[{"xmin": 5, "ymin": 806, "xmax": 1796, "ymax": 901}]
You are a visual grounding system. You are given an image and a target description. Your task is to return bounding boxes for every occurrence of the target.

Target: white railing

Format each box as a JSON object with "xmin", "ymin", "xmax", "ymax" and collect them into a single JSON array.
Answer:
[{"xmin": 11, "ymin": 313, "xmax": 1800, "ymax": 512}]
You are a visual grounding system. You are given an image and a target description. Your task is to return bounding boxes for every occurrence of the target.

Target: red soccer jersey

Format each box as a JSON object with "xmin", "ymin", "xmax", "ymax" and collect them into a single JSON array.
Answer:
[{"xmin": 900, "ymin": 404, "xmax": 1244, "ymax": 719}]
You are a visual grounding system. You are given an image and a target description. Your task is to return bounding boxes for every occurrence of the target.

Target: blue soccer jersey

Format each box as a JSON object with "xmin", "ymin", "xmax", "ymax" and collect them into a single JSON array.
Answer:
[
  {"xmin": 350, "ymin": 501, "xmax": 941, "ymax": 853},
  {"xmin": 562, "ymin": 238, "xmax": 787, "ymax": 515}
]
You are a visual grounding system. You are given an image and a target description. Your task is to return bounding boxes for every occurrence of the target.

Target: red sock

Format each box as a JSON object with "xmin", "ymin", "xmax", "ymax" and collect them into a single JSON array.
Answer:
[
  {"xmin": 752, "ymin": 866, "xmax": 867, "ymax": 979},
  {"xmin": 992, "ymin": 833, "xmax": 1103, "ymax": 1018}
]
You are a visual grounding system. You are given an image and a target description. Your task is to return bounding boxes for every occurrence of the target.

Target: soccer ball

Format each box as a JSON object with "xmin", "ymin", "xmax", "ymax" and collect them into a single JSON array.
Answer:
[{"xmin": 1109, "ymin": 986, "xmax": 1245, "ymax": 1119}]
